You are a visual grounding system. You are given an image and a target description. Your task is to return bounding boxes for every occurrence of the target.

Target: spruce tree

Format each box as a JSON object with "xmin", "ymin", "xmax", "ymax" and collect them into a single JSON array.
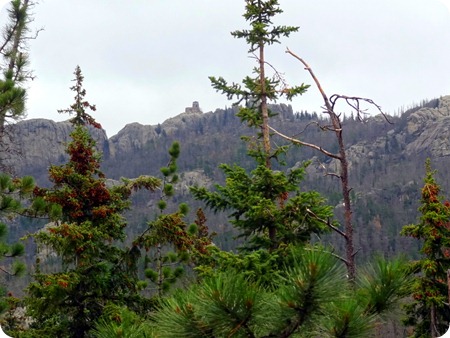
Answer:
[
  {"xmin": 23, "ymin": 66, "xmax": 160, "ymax": 337},
  {"xmin": 191, "ymin": 163, "xmax": 333, "ymax": 251},
  {"xmin": 185, "ymin": 3, "xmax": 411, "ymax": 336},
  {"xmin": 210, "ymin": 0, "xmax": 308, "ymax": 168},
  {"xmin": 194, "ymin": 0, "xmax": 320, "ymax": 251},
  {"xmin": 21, "ymin": 66, "xmax": 210, "ymax": 337},
  {"xmin": 401, "ymin": 159, "xmax": 450, "ymax": 337}
]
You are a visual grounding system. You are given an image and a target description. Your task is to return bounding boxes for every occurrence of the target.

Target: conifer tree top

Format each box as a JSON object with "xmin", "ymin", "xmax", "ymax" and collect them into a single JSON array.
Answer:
[
  {"xmin": 232, "ymin": 0, "xmax": 299, "ymax": 52},
  {"xmin": 58, "ymin": 66, "xmax": 101, "ymax": 129}
]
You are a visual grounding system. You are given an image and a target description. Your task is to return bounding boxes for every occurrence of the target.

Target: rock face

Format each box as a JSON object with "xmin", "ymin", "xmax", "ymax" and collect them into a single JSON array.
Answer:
[
  {"xmin": 325, "ymin": 95, "xmax": 450, "ymax": 171},
  {"xmin": 6, "ymin": 96, "xmax": 450, "ymax": 183},
  {"xmin": 7, "ymin": 119, "xmax": 72, "ymax": 168},
  {"xmin": 108, "ymin": 122, "xmax": 160, "ymax": 157},
  {"xmin": 108, "ymin": 102, "xmax": 207, "ymax": 160},
  {"xmin": 6, "ymin": 102, "xmax": 214, "ymax": 183},
  {"xmin": 6, "ymin": 119, "xmax": 109, "ymax": 182},
  {"xmin": 405, "ymin": 96, "xmax": 450, "ymax": 156},
  {"xmin": 406, "ymin": 96, "xmax": 450, "ymax": 135}
]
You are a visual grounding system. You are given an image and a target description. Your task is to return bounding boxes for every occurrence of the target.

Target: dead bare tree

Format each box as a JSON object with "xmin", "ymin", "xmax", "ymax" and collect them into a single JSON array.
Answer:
[{"xmin": 269, "ymin": 48, "xmax": 390, "ymax": 282}]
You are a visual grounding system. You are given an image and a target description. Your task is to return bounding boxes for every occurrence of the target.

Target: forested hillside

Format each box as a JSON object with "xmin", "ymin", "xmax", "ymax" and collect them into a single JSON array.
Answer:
[{"xmin": 7, "ymin": 96, "xmax": 448, "ymax": 262}]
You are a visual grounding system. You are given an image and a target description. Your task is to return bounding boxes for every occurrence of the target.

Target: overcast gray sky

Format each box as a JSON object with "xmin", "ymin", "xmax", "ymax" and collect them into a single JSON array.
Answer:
[{"xmin": 1, "ymin": 0, "xmax": 450, "ymax": 136}]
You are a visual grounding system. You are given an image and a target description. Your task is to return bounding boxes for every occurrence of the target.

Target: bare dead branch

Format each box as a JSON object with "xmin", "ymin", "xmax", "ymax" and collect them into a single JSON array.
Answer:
[
  {"xmin": 351, "ymin": 247, "xmax": 361, "ymax": 258},
  {"xmin": 306, "ymin": 207, "xmax": 346, "ymax": 238},
  {"xmin": 319, "ymin": 122, "xmax": 342, "ymax": 132},
  {"xmin": 287, "ymin": 120, "xmax": 326, "ymax": 139},
  {"xmin": 329, "ymin": 94, "xmax": 393, "ymax": 124},
  {"xmin": 22, "ymin": 26, "xmax": 44, "ymax": 41},
  {"xmin": 250, "ymin": 53, "xmax": 290, "ymax": 90},
  {"xmin": 325, "ymin": 172, "xmax": 341, "ymax": 179},
  {"xmin": 269, "ymin": 125, "xmax": 341, "ymax": 160},
  {"xmin": 286, "ymin": 47, "xmax": 333, "ymax": 113},
  {"xmin": 311, "ymin": 159, "xmax": 341, "ymax": 179},
  {"xmin": 286, "ymin": 119, "xmax": 340, "ymax": 138},
  {"xmin": 286, "ymin": 48, "xmax": 391, "ymax": 126}
]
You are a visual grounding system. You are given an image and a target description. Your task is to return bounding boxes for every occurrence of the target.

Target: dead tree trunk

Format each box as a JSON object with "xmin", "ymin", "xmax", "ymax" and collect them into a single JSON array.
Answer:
[{"xmin": 269, "ymin": 48, "xmax": 389, "ymax": 282}]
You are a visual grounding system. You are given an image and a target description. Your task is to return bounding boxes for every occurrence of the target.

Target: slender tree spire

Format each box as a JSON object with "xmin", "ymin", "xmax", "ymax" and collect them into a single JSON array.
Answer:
[
  {"xmin": 210, "ymin": 0, "xmax": 308, "ymax": 169},
  {"xmin": 58, "ymin": 66, "xmax": 101, "ymax": 129},
  {"xmin": 208, "ymin": 0, "xmax": 309, "ymax": 247}
]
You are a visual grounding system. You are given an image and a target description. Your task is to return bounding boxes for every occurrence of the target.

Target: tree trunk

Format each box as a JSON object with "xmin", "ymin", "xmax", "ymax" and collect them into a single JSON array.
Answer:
[
  {"xmin": 447, "ymin": 269, "xmax": 450, "ymax": 308},
  {"xmin": 258, "ymin": 39, "xmax": 276, "ymax": 248},
  {"xmin": 431, "ymin": 303, "xmax": 437, "ymax": 338},
  {"xmin": 328, "ymin": 104, "xmax": 356, "ymax": 282},
  {"xmin": 337, "ymin": 130, "xmax": 355, "ymax": 282},
  {"xmin": 259, "ymin": 42, "xmax": 271, "ymax": 170},
  {"xmin": 157, "ymin": 243, "xmax": 163, "ymax": 296}
]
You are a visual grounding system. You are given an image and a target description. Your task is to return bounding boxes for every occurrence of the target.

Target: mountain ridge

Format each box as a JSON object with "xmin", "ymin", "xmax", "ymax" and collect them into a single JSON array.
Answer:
[{"xmin": 5, "ymin": 95, "xmax": 450, "ymax": 259}]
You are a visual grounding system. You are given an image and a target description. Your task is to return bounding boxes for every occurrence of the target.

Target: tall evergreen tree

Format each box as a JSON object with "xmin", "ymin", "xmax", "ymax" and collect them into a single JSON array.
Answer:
[
  {"xmin": 187, "ymin": 5, "xmax": 410, "ymax": 337},
  {"xmin": 197, "ymin": 0, "xmax": 315, "ymax": 251},
  {"xmin": 23, "ymin": 67, "xmax": 160, "ymax": 337},
  {"xmin": 401, "ymin": 159, "xmax": 450, "ymax": 337}
]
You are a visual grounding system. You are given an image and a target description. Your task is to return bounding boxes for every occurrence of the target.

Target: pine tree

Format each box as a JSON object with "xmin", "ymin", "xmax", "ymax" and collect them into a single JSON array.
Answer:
[
  {"xmin": 92, "ymin": 303, "xmax": 154, "ymax": 338},
  {"xmin": 134, "ymin": 142, "xmax": 214, "ymax": 296},
  {"xmin": 0, "ymin": 0, "xmax": 39, "ymax": 168},
  {"xmin": 401, "ymin": 159, "xmax": 450, "ymax": 337},
  {"xmin": 152, "ymin": 248, "xmax": 410, "ymax": 337},
  {"xmin": 23, "ymin": 67, "xmax": 160, "ymax": 337}
]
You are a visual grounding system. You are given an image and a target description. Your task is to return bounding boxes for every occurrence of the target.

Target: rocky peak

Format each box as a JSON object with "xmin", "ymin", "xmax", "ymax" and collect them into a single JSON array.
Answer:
[
  {"xmin": 405, "ymin": 95, "xmax": 450, "ymax": 156},
  {"xmin": 304, "ymin": 96, "xmax": 450, "ymax": 179},
  {"xmin": 108, "ymin": 122, "xmax": 159, "ymax": 156},
  {"xmin": 406, "ymin": 95, "xmax": 450, "ymax": 134},
  {"xmin": 5, "ymin": 119, "xmax": 108, "ymax": 180},
  {"xmin": 161, "ymin": 101, "xmax": 206, "ymax": 134}
]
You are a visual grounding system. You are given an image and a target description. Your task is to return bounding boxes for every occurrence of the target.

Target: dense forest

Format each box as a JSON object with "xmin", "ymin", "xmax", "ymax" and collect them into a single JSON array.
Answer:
[{"xmin": 0, "ymin": 0, "xmax": 449, "ymax": 337}]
